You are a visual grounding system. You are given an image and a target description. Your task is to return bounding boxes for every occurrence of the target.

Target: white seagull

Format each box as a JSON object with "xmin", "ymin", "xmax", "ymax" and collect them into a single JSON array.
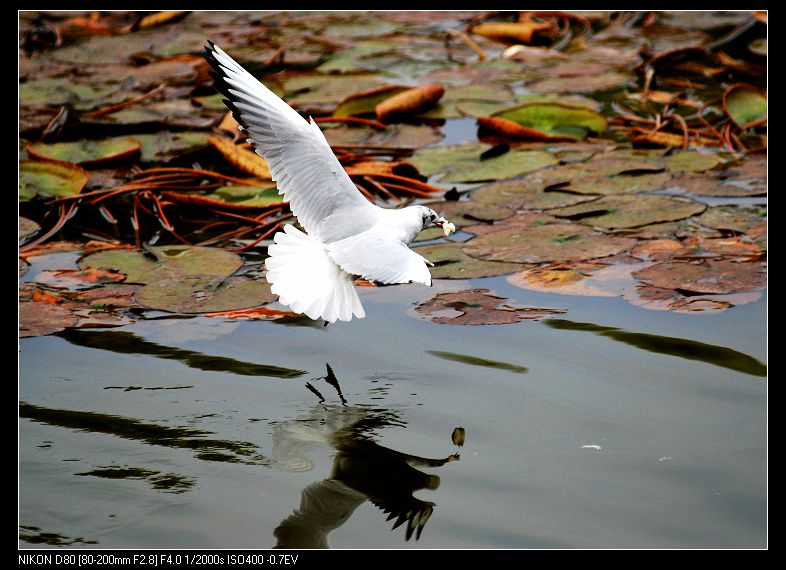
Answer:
[{"xmin": 205, "ymin": 42, "xmax": 454, "ymax": 323}]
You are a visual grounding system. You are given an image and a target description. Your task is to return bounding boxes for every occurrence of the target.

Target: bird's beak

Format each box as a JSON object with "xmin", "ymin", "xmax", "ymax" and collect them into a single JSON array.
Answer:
[{"xmin": 435, "ymin": 216, "xmax": 456, "ymax": 236}]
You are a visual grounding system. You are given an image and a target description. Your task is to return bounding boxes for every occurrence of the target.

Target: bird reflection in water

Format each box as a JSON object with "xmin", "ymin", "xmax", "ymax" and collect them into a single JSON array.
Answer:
[{"xmin": 272, "ymin": 365, "xmax": 460, "ymax": 548}]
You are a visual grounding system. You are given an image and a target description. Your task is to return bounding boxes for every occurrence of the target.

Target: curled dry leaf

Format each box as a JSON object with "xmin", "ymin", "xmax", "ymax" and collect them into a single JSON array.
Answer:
[
  {"xmin": 208, "ymin": 135, "xmax": 272, "ymax": 179},
  {"xmin": 413, "ymin": 289, "xmax": 566, "ymax": 325},
  {"xmin": 477, "ymin": 116, "xmax": 576, "ymax": 142},
  {"xmin": 470, "ymin": 21, "xmax": 555, "ymax": 45},
  {"xmin": 375, "ymin": 84, "xmax": 445, "ymax": 122},
  {"xmin": 334, "ymin": 84, "xmax": 411, "ymax": 117}
]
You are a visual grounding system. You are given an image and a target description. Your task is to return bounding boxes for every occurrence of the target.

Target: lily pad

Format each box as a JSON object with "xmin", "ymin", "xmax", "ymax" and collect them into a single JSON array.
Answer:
[
  {"xmin": 723, "ymin": 84, "xmax": 767, "ymax": 129},
  {"xmin": 410, "ymin": 143, "xmax": 557, "ymax": 183},
  {"xmin": 561, "ymin": 171, "xmax": 674, "ymax": 195},
  {"xmin": 623, "ymin": 284, "xmax": 762, "ymax": 314},
  {"xmin": 333, "ymin": 84, "xmax": 410, "ymax": 117},
  {"xmin": 633, "ymin": 259, "xmax": 766, "ymax": 294},
  {"xmin": 412, "ymin": 289, "xmax": 566, "ymax": 325},
  {"xmin": 507, "ymin": 262, "xmax": 644, "ymax": 297},
  {"xmin": 209, "ymin": 186, "xmax": 282, "ymax": 208},
  {"xmin": 471, "ymin": 177, "xmax": 601, "ymax": 210},
  {"xmin": 414, "ymin": 243, "xmax": 527, "ymax": 279},
  {"xmin": 551, "ymin": 195, "xmax": 707, "ymax": 229},
  {"xmin": 670, "ymin": 173, "xmax": 766, "ymax": 197},
  {"xmin": 525, "ymin": 72, "xmax": 633, "ymax": 94},
  {"xmin": 80, "ymin": 246, "xmax": 276, "ymax": 314},
  {"xmin": 423, "ymin": 200, "xmax": 514, "ymax": 226},
  {"xmin": 323, "ymin": 123, "xmax": 443, "ymax": 148},
  {"xmin": 696, "ymin": 206, "xmax": 767, "ymax": 233},
  {"xmin": 19, "ymin": 160, "xmax": 89, "ymax": 201},
  {"xmin": 94, "ymin": 99, "xmax": 217, "ymax": 129},
  {"xmin": 27, "ymin": 137, "xmax": 141, "ymax": 168},
  {"xmin": 134, "ymin": 131, "xmax": 210, "ymax": 162},
  {"xmin": 19, "ymin": 217, "xmax": 40, "ymax": 240},
  {"xmin": 19, "ymin": 78, "xmax": 121, "ymax": 111},
  {"xmin": 664, "ymin": 151, "xmax": 724, "ymax": 173},
  {"xmin": 284, "ymin": 74, "xmax": 387, "ymax": 110},
  {"xmin": 20, "ymin": 301, "xmax": 78, "ymax": 338},
  {"xmin": 493, "ymin": 102, "xmax": 607, "ymax": 140},
  {"xmin": 463, "ymin": 222, "xmax": 636, "ymax": 263}
]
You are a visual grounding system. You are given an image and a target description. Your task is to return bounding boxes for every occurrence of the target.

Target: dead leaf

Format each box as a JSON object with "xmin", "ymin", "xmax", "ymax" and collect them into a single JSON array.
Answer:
[
  {"xmin": 208, "ymin": 135, "xmax": 272, "ymax": 179},
  {"xmin": 633, "ymin": 259, "xmax": 766, "ymax": 294},
  {"xmin": 376, "ymin": 84, "xmax": 445, "ymax": 122},
  {"xmin": 20, "ymin": 301, "xmax": 78, "ymax": 337},
  {"xmin": 413, "ymin": 289, "xmax": 565, "ymax": 325}
]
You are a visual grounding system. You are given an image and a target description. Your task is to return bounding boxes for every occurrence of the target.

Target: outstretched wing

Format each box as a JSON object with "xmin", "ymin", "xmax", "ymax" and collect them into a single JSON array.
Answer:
[
  {"xmin": 204, "ymin": 42, "xmax": 374, "ymax": 237},
  {"xmin": 326, "ymin": 227, "xmax": 432, "ymax": 286}
]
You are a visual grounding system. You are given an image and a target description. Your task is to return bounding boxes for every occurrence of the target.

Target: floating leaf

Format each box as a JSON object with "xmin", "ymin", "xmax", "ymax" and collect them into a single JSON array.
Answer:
[
  {"xmin": 19, "ymin": 160, "xmax": 89, "ymax": 201},
  {"xmin": 324, "ymin": 123, "xmax": 442, "ymax": 148},
  {"xmin": 551, "ymin": 195, "xmax": 706, "ymax": 229},
  {"xmin": 492, "ymin": 102, "xmax": 607, "ymax": 140},
  {"xmin": 623, "ymin": 284, "xmax": 762, "ymax": 314},
  {"xmin": 414, "ymin": 243, "xmax": 527, "ymax": 279},
  {"xmin": 507, "ymin": 262, "xmax": 643, "ymax": 297},
  {"xmin": 463, "ymin": 222, "xmax": 636, "ymax": 263},
  {"xmin": 19, "ymin": 217, "xmax": 40, "ymax": 240},
  {"xmin": 19, "ymin": 78, "xmax": 121, "ymax": 110},
  {"xmin": 633, "ymin": 259, "xmax": 766, "ymax": 294},
  {"xmin": 209, "ymin": 185, "xmax": 282, "ymax": 208},
  {"xmin": 134, "ymin": 131, "xmax": 210, "ymax": 162},
  {"xmin": 477, "ymin": 116, "xmax": 576, "ymax": 142},
  {"xmin": 284, "ymin": 74, "xmax": 386, "ymax": 110},
  {"xmin": 423, "ymin": 200, "xmax": 514, "ymax": 226},
  {"xmin": 410, "ymin": 143, "xmax": 557, "ymax": 183},
  {"xmin": 136, "ymin": 10, "xmax": 189, "ymax": 29},
  {"xmin": 696, "ymin": 206, "xmax": 766, "ymax": 233},
  {"xmin": 664, "ymin": 151, "xmax": 724, "ymax": 173},
  {"xmin": 35, "ymin": 268, "xmax": 126, "ymax": 291},
  {"xmin": 208, "ymin": 135, "xmax": 271, "ymax": 179},
  {"xmin": 20, "ymin": 301, "xmax": 78, "ymax": 337},
  {"xmin": 27, "ymin": 137, "xmax": 141, "ymax": 168},
  {"xmin": 375, "ymin": 84, "xmax": 445, "ymax": 122},
  {"xmin": 94, "ymin": 99, "xmax": 216, "ymax": 129},
  {"xmin": 471, "ymin": 177, "xmax": 600, "ymax": 210},
  {"xmin": 723, "ymin": 84, "xmax": 767, "ymax": 129},
  {"xmin": 137, "ymin": 276, "xmax": 276, "ymax": 314},
  {"xmin": 334, "ymin": 85, "xmax": 410, "ymax": 116},
  {"xmin": 413, "ymin": 289, "xmax": 565, "ymax": 325},
  {"xmin": 526, "ymin": 72, "xmax": 633, "ymax": 94},
  {"xmin": 670, "ymin": 173, "xmax": 766, "ymax": 197}
]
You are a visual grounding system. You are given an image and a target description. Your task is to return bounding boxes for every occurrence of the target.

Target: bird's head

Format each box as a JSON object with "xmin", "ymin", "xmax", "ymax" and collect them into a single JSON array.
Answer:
[{"xmin": 418, "ymin": 206, "xmax": 455, "ymax": 236}]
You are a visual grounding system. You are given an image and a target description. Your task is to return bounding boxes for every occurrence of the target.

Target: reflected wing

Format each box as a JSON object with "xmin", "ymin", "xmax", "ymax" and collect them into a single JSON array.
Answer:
[
  {"xmin": 205, "ymin": 42, "xmax": 373, "ymax": 236},
  {"xmin": 370, "ymin": 498, "xmax": 435, "ymax": 541},
  {"xmin": 326, "ymin": 227, "xmax": 432, "ymax": 286}
]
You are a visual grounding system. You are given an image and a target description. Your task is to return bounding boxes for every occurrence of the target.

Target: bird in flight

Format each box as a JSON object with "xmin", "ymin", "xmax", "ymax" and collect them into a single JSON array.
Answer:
[{"xmin": 205, "ymin": 42, "xmax": 454, "ymax": 323}]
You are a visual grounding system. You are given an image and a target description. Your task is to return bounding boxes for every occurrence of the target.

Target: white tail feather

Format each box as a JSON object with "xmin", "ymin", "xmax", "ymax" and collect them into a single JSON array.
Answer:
[{"xmin": 265, "ymin": 225, "xmax": 365, "ymax": 323}]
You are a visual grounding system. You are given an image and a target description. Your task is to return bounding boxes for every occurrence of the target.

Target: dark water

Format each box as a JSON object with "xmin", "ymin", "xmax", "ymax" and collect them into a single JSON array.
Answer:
[{"xmin": 19, "ymin": 276, "xmax": 766, "ymax": 548}]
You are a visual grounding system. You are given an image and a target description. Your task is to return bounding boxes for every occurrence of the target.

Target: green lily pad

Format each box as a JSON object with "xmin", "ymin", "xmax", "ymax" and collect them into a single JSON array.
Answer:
[
  {"xmin": 318, "ymin": 40, "xmax": 403, "ymax": 73},
  {"xmin": 696, "ymin": 206, "xmax": 767, "ymax": 233},
  {"xmin": 456, "ymin": 93, "xmax": 602, "ymax": 118},
  {"xmin": 323, "ymin": 123, "xmax": 443, "ymax": 148},
  {"xmin": 420, "ymin": 84, "xmax": 517, "ymax": 119},
  {"xmin": 94, "ymin": 99, "xmax": 217, "ymax": 129},
  {"xmin": 526, "ymin": 71, "xmax": 633, "ymax": 94},
  {"xmin": 80, "ymin": 246, "xmax": 276, "ymax": 314},
  {"xmin": 664, "ymin": 151, "xmax": 724, "ymax": 173},
  {"xmin": 134, "ymin": 131, "xmax": 211, "ymax": 162},
  {"xmin": 414, "ymin": 243, "xmax": 527, "ymax": 279},
  {"xmin": 463, "ymin": 222, "xmax": 636, "ymax": 263},
  {"xmin": 424, "ymin": 200, "xmax": 515, "ymax": 226},
  {"xmin": 633, "ymin": 259, "xmax": 766, "ymax": 294},
  {"xmin": 19, "ymin": 160, "xmax": 89, "ymax": 201},
  {"xmin": 670, "ymin": 173, "xmax": 766, "ymax": 197},
  {"xmin": 493, "ymin": 102, "xmax": 607, "ymax": 140},
  {"xmin": 724, "ymin": 84, "xmax": 767, "ymax": 129},
  {"xmin": 19, "ymin": 78, "xmax": 121, "ymax": 111},
  {"xmin": 28, "ymin": 137, "xmax": 140, "ymax": 168},
  {"xmin": 137, "ymin": 276, "xmax": 275, "ymax": 314},
  {"xmin": 563, "ymin": 171, "xmax": 674, "ymax": 195},
  {"xmin": 284, "ymin": 74, "xmax": 387, "ymax": 110},
  {"xmin": 471, "ymin": 177, "xmax": 601, "ymax": 209},
  {"xmin": 333, "ymin": 84, "xmax": 410, "ymax": 117},
  {"xmin": 551, "ymin": 195, "xmax": 706, "ymax": 229},
  {"xmin": 410, "ymin": 143, "xmax": 557, "ymax": 183},
  {"xmin": 210, "ymin": 186, "xmax": 282, "ymax": 207}
]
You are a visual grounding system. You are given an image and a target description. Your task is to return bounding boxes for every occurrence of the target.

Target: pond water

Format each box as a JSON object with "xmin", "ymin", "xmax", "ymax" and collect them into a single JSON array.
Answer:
[{"xmin": 19, "ymin": 275, "xmax": 766, "ymax": 548}]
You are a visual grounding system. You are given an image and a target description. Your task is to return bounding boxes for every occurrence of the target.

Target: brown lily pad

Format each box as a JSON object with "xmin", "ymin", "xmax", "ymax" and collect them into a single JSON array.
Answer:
[
  {"xmin": 670, "ymin": 173, "xmax": 766, "ymax": 197},
  {"xmin": 463, "ymin": 222, "xmax": 636, "ymax": 263},
  {"xmin": 35, "ymin": 268, "xmax": 127, "ymax": 291},
  {"xmin": 525, "ymin": 71, "xmax": 633, "ymax": 94},
  {"xmin": 562, "ymin": 171, "xmax": 673, "ymax": 195},
  {"xmin": 414, "ymin": 243, "xmax": 527, "ymax": 279},
  {"xmin": 633, "ymin": 259, "xmax": 766, "ymax": 294},
  {"xmin": 696, "ymin": 206, "xmax": 767, "ymax": 233},
  {"xmin": 508, "ymin": 262, "xmax": 644, "ymax": 297},
  {"xmin": 412, "ymin": 289, "xmax": 566, "ymax": 325},
  {"xmin": 623, "ymin": 284, "xmax": 762, "ymax": 314},
  {"xmin": 551, "ymin": 195, "xmax": 706, "ymax": 229},
  {"xmin": 19, "ymin": 217, "xmax": 40, "ymax": 240},
  {"xmin": 20, "ymin": 301, "xmax": 78, "ymax": 338}
]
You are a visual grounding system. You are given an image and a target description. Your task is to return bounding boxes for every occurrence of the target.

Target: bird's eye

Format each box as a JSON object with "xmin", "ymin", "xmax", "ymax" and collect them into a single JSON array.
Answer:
[{"xmin": 430, "ymin": 214, "xmax": 436, "ymax": 220}]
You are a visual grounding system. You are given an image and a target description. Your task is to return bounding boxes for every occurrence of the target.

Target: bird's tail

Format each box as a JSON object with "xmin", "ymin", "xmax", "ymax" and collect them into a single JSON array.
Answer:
[{"xmin": 265, "ymin": 225, "xmax": 365, "ymax": 323}]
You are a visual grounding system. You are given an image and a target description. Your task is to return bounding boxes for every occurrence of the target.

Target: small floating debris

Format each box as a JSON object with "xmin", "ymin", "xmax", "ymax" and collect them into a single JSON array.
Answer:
[{"xmin": 581, "ymin": 444, "xmax": 602, "ymax": 450}]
